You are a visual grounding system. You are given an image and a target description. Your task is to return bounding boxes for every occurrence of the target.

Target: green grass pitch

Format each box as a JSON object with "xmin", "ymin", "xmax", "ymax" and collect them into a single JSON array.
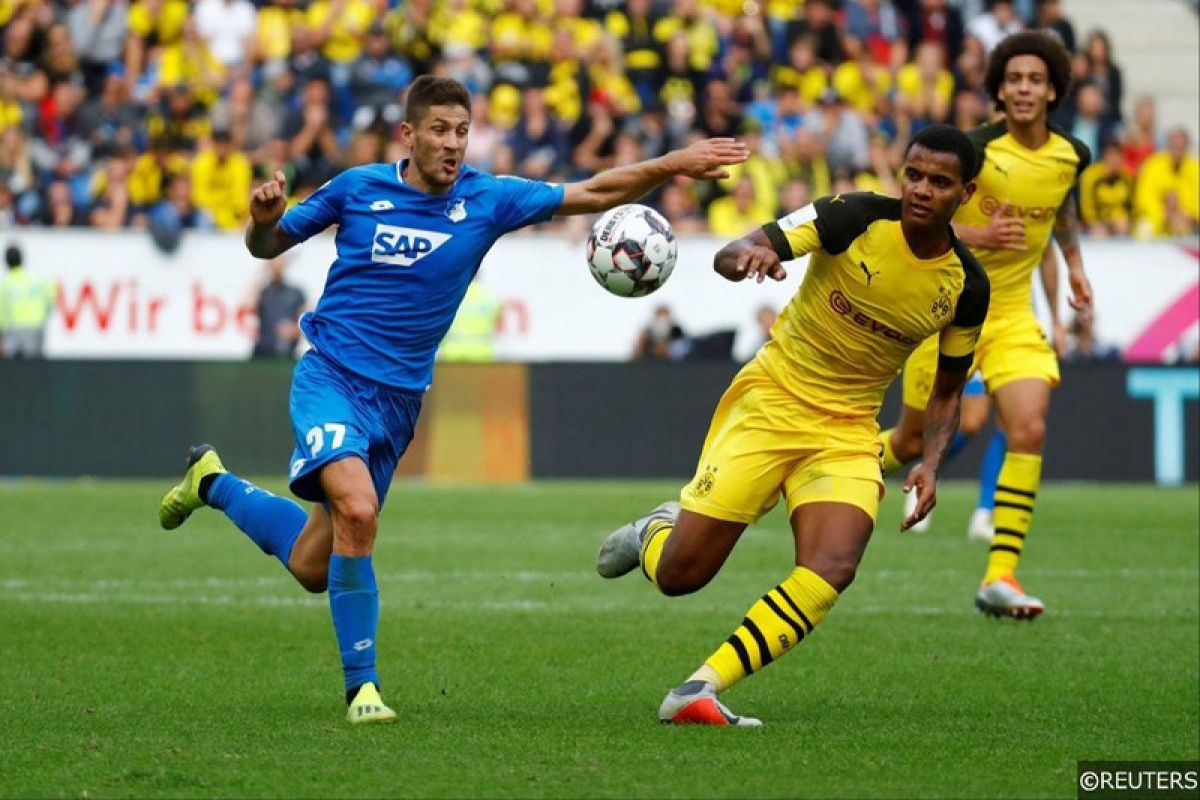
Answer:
[{"xmin": 0, "ymin": 480, "xmax": 1196, "ymax": 799}]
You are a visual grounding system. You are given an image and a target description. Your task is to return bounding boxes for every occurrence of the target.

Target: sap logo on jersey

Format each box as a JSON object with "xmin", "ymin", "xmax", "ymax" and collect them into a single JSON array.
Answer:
[{"xmin": 370, "ymin": 225, "xmax": 452, "ymax": 266}]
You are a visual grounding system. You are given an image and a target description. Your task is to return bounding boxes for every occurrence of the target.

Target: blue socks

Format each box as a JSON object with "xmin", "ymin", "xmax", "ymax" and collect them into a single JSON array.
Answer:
[
  {"xmin": 946, "ymin": 431, "xmax": 970, "ymax": 461},
  {"xmin": 205, "ymin": 473, "xmax": 306, "ymax": 569},
  {"xmin": 329, "ymin": 554, "xmax": 380, "ymax": 694},
  {"xmin": 977, "ymin": 430, "xmax": 1007, "ymax": 511}
]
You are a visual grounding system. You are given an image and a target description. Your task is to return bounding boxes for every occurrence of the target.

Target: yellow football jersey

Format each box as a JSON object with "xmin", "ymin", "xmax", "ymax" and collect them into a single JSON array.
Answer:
[
  {"xmin": 759, "ymin": 193, "xmax": 990, "ymax": 419},
  {"xmin": 955, "ymin": 121, "xmax": 1089, "ymax": 317}
]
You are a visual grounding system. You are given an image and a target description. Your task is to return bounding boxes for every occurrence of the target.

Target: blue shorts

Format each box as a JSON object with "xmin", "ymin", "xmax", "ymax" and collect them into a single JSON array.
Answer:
[
  {"xmin": 287, "ymin": 350, "xmax": 423, "ymax": 506},
  {"xmin": 964, "ymin": 372, "xmax": 986, "ymax": 397}
]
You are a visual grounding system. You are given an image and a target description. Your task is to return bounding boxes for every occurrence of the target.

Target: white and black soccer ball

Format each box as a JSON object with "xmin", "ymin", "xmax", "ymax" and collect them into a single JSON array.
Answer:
[{"xmin": 585, "ymin": 204, "xmax": 677, "ymax": 298}]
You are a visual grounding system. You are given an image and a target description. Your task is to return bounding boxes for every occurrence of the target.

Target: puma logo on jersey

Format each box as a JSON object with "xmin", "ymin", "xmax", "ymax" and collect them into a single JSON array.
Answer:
[
  {"xmin": 859, "ymin": 261, "xmax": 880, "ymax": 285},
  {"xmin": 371, "ymin": 224, "xmax": 451, "ymax": 266},
  {"xmin": 991, "ymin": 162, "xmax": 1011, "ymax": 179}
]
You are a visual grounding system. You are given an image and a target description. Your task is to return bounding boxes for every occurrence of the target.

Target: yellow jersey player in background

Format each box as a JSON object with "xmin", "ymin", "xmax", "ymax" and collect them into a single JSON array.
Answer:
[
  {"xmin": 878, "ymin": 31, "xmax": 1094, "ymax": 620},
  {"xmin": 595, "ymin": 125, "xmax": 988, "ymax": 726}
]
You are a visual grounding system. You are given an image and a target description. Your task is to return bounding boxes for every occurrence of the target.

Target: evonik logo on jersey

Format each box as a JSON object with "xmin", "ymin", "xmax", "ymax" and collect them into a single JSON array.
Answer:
[{"xmin": 370, "ymin": 224, "xmax": 452, "ymax": 266}]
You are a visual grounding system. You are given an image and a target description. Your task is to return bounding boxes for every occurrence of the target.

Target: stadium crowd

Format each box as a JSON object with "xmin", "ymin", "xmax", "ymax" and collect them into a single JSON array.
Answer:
[{"xmin": 0, "ymin": 0, "xmax": 1197, "ymax": 240}]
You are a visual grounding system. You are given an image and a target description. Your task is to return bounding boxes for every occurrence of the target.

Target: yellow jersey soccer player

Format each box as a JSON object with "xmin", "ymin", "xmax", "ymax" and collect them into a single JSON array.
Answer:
[
  {"xmin": 884, "ymin": 31, "xmax": 1094, "ymax": 620},
  {"xmin": 596, "ymin": 125, "xmax": 989, "ymax": 726}
]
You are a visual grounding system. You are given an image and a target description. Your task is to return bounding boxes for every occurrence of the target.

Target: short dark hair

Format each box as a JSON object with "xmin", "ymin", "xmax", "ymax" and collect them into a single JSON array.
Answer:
[
  {"xmin": 404, "ymin": 76, "xmax": 471, "ymax": 125},
  {"xmin": 985, "ymin": 30, "xmax": 1072, "ymax": 114},
  {"xmin": 5, "ymin": 244, "xmax": 21, "ymax": 268},
  {"xmin": 904, "ymin": 124, "xmax": 980, "ymax": 182}
]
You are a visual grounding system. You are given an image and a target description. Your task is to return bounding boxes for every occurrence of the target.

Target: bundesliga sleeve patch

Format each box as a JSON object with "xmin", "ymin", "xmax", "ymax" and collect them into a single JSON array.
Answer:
[{"xmin": 776, "ymin": 204, "xmax": 818, "ymax": 232}]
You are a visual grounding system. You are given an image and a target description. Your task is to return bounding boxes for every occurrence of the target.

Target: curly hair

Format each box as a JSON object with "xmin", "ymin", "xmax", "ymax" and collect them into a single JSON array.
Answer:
[{"xmin": 984, "ymin": 30, "xmax": 1073, "ymax": 114}]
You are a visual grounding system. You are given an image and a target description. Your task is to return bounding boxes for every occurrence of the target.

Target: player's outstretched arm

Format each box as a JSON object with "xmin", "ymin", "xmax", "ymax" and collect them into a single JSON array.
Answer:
[
  {"xmin": 246, "ymin": 170, "xmax": 298, "ymax": 259},
  {"xmin": 901, "ymin": 364, "xmax": 970, "ymax": 531},
  {"xmin": 556, "ymin": 138, "xmax": 748, "ymax": 216},
  {"xmin": 1052, "ymin": 196, "xmax": 1093, "ymax": 313}
]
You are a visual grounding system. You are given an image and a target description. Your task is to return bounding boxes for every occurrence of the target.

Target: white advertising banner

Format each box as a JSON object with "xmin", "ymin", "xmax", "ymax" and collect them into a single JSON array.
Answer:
[{"xmin": 14, "ymin": 230, "xmax": 1198, "ymax": 362}]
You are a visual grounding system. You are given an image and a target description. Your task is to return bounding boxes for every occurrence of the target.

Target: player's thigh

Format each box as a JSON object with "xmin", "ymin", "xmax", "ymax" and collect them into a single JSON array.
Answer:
[
  {"xmin": 976, "ymin": 315, "xmax": 1060, "ymax": 395},
  {"xmin": 901, "ymin": 335, "xmax": 940, "ymax": 412},
  {"xmin": 680, "ymin": 363, "xmax": 798, "ymax": 525},
  {"xmin": 287, "ymin": 352, "xmax": 375, "ymax": 504},
  {"xmin": 789, "ymin": 501, "xmax": 875, "ymax": 592}
]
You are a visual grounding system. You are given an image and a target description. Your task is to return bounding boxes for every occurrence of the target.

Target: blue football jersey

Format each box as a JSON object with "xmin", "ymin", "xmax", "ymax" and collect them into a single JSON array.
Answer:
[{"xmin": 278, "ymin": 161, "xmax": 564, "ymax": 390}]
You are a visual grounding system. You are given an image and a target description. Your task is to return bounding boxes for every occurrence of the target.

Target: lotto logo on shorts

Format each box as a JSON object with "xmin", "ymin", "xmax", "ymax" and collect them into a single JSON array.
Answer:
[{"xmin": 371, "ymin": 225, "xmax": 452, "ymax": 266}]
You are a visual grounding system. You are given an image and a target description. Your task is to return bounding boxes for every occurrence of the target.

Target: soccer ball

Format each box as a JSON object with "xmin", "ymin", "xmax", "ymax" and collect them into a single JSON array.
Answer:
[{"xmin": 586, "ymin": 204, "xmax": 677, "ymax": 297}]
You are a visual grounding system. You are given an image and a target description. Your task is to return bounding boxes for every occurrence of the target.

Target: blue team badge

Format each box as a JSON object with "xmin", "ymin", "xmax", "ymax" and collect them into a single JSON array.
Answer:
[{"xmin": 445, "ymin": 198, "xmax": 468, "ymax": 223}]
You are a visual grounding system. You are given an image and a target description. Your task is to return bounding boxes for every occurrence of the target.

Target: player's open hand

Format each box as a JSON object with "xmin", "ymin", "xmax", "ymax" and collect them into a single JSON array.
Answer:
[
  {"xmin": 250, "ymin": 170, "xmax": 289, "ymax": 226},
  {"xmin": 735, "ymin": 245, "xmax": 787, "ymax": 283},
  {"xmin": 900, "ymin": 464, "xmax": 937, "ymax": 532},
  {"xmin": 671, "ymin": 138, "xmax": 749, "ymax": 180},
  {"xmin": 983, "ymin": 205, "xmax": 1026, "ymax": 251},
  {"xmin": 1066, "ymin": 267, "xmax": 1093, "ymax": 313}
]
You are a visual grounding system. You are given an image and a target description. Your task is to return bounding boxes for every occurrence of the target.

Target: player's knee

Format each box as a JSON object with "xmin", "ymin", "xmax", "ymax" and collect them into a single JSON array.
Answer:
[
  {"xmin": 807, "ymin": 557, "xmax": 858, "ymax": 593},
  {"xmin": 655, "ymin": 559, "xmax": 713, "ymax": 597},
  {"xmin": 295, "ymin": 569, "xmax": 328, "ymax": 594},
  {"xmin": 959, "ymin": 409, "xmax": 987, "ymax": 436},
  {"xmin": 1006, "ymin": 417, "xmax": 1045, "ymax": 452},
  {"xmin": 331, "ymin": 497, "xmax": 378, "ymax": 546}
]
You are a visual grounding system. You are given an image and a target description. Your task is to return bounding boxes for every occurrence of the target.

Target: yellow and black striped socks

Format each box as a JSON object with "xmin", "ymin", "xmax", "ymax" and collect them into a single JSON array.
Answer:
[
  {"xmin": 693, "ymin": 567, "xmax": 839, "ymax": 691},
  {"xmin": 984, "ymin": 452, "xmax": 1042, "ymax": 584},
  {"xmin": 639, "ymin": 517, "xmax": 673, "ymax": 584},
  {"xmin": 877, "ymin": 429, "xmax": 903, "ymax": 477}
]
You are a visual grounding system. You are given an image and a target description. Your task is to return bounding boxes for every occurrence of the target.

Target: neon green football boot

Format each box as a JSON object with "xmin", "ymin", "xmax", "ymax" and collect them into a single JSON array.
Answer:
[
  {"xmin": 158, "ymin": 444, "xmax": 226, "ymax": 530},
  {"xmin": 346, "ymin": 682, "xmax": 397, "ymax": 725}
]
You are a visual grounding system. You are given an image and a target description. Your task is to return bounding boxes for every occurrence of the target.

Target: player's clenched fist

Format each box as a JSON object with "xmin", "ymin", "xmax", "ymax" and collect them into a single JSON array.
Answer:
[
  {"xmin": 250, "ymin": 170, "xmax": 289, "ymax": 226},
  {"xmin": 671, "ymin": 138, "xmax": 750, "ymax": 180}
]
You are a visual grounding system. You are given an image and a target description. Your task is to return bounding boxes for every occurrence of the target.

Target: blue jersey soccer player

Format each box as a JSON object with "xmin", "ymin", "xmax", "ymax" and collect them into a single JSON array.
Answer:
[{"xmin": 158, "ymin": 76, "xmax": 747, "ymax": 724}]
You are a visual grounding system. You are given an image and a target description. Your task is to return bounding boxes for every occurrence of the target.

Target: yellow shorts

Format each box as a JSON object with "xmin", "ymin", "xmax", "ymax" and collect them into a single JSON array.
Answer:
[
  {"xmin": 900, "ymin": 313, "xmax": 1059, "ymax": 409},
  {"xmin": 680, "ymin": 360, "xmax": 884, "ymax": 525}
]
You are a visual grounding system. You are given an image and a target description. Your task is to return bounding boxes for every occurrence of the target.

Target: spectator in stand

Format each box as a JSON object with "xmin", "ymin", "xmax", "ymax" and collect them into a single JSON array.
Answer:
[
  {"xmin": 906, "ymin": 0, "xmax": 965, "ymax": 65},
  {"xmin": 190, "ymin": 127, "xmax": 251, "ymax": 231},
  {"xmin": 804, "ymin": 88, "xmax": 869, "ymax": 173},
  {"xmin": 65, "ymin": 0, "xmax": 128, "ymax": 95},
  {"xmin": 2, "ymin": 14, "xmax": 49, "ymax": 112},
  {"xmin": 77, "ymin": 64, "xmax": 140, "ymax": 161},
  {"xmin": 306, "ymin": 0, "xmax": 373, "ymax": 124},
  {"xmin": 844, "ymin": 0, "xmax": 905, "ymax": 65},
  {"xmin": 251, "ymin": 256, "xmax": 307, "ymax": 359},
  {"xmin": 1121, "ymin": 95, "xmax": 1160, "ymax": 175},
  {"xmin": 0, "ymin": 127, "xmax": 34, "ymax": 213},
  {"xmin": 951, "ymin": 89, "xmax": 987, "ymax": 131},
  {"xmin": 28, "ymin": 80, "xmax": 91, "ymax": 188},
  {"xmin": 38, "ymin": 178, "xmax": 86, "ymax": 227},
  {"xmin": 150, "ymin": 172, "xmax": 211, "ymax": 234},
  {"xmin": 193, "ymin": 0, "xmax": 256, "ymax": 71},
  {"xmin": 1084, "ymin": 29, "xmax": 1123, "ymax": 124},
  {"xmin": 895, "ymin": 40, "xmax": 954, "ymax": 124},
  {"xmin": 657, "ymin": 180, "xmax": 706, "ymax": 234},
  {"xmin": 1036, "ymin": 0, "xmax": 1075, "ymax": 53},
  {"xmin": 251, "ymin": 0, "xmax": 303, "ymax": 81},
  {"xmin": 156, "ymin": 18, "xmax": 225, "ymax": 107},
  {"xmin": 211, "ymin": 76, "xmax": 279, "ymax": 156},
  {"xmin": 285, "ymin": 77, "xmax": 339, "ymax": 191},
  {"xmin": 773, "ymin": 36, "xmax": 828, "ymax": 109},
  {"xmin": 952, "ymin": 34, "xmax": 989, "ymax": 103},
  {"xmin": 89, "ymin": 150, "xmax": 135, "ymax": 229},
  {"xmin": 508, "ymin": 87, "xmax": 569, "ymax": 182},
  {"xmin": 605, "ymin": 0, "xmax": 663, "ymax": 108},
  {"xmin": 782, "ymin": 127, "xmax": 832, "ymax": 199},
  {"xmin": 966, "ymin": 0, "xmax": 1023, "ymax": 54},
  {"xmin": 348, "ymin": 22, "xmax": 411, "ymax": 134},
  {"xmin": 1065, "ymin": 83, "xmax": 1119, "ymax": 166},
  {"xmin": 632, "ymin": 305, "xmax": 688, "ymax": 362},
  {"xmin": 707, "ymin": 175, "xmax": 773, "ymax": 237},
  {"xmin": 1063, "ymin": 309, "xmax": 1119, "ymax": 363},
  {"xmin": 41, "ymin": 23, "xmax": 83, "ymax": 89},
  {"xmin": 832, "ymin": 33, "xmax": 892, "ymax": 122},
  {"xmin": 718, "ymin": 119, "xmax": 785, "ymax": 219},
  {"xmin": 1078, "ymin": 140, "xmax": 1133, "ymax": 237},
  {"xmin": 785, "ymin": 0, "xmax": 843, "ymax": 65},
  {"xmin": 1134, "ymin": 127, "xmax": 1200, "ymax": 239}
]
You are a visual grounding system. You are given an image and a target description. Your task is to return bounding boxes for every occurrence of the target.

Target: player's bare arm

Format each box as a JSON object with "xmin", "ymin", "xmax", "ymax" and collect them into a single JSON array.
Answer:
[
  {"xmin": 556, "ymin": 138, "xmax": 748, "ymax": 216},
  {"xmin": 1038, "ymin": 245, "xmax": 1068, "ymax": 356},
  {"xmin": 1052, "ymin": 195, "xmax": 1094, "ymax": 313},
  {"xmin": 246, "ymin": 170, "xmax": 298, "ymax": 259},
  {"xmin": 902, "ymin": 364, "xmax": 970, "ymax": 531},
  {"xmin": 713, "ymin": 228, "xmax": 788, "ymax": 283}
]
